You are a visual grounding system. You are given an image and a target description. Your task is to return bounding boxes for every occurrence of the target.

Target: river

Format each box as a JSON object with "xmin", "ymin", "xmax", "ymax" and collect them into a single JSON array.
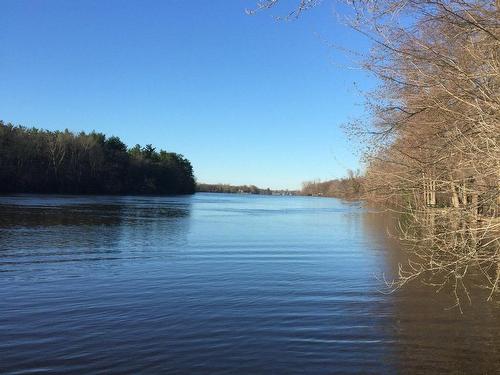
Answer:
[{"xmin": 0, "ymin": 193, "xmax": 498, "ymax": 374}]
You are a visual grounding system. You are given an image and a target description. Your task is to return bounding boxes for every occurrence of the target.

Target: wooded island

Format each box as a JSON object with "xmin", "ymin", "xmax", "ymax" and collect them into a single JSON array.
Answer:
[{"xmin": 0, "ymin": 121, "xmax": 196, "ymax": 195}]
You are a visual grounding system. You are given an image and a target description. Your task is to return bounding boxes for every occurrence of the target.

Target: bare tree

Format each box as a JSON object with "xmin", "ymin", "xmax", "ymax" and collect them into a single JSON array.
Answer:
[{"xmin": 253, "ymin": 0, "xmax": 500, "ymax": 307}]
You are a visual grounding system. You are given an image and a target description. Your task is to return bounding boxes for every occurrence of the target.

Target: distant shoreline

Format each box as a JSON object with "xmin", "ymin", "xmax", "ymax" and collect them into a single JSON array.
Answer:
[{"xmin": 196, "ymin": 183, "xmax": 299, "ymax": 196}]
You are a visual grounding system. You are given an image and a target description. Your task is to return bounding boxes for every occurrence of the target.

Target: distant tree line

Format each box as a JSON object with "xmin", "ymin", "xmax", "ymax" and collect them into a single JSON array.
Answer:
[
  {"xmin": 197, "ymin": 183, "xmax": 270, "ymax": 195},
  {"xmin": 0, "ymin": 121, "xmax": 196, "ymax": 195},
  {"xmin": 196, "ymin": 183, "xmax": 298, "ymax": 196},
  {"xmin": 301, "ymin": 170, "xmax": 364, "ymax": 200}
]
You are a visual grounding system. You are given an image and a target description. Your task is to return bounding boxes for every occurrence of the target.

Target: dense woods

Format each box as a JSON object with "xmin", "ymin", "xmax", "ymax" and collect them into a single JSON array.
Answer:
[
  {"xmin": 0, "ymin": 121, "xmax": 196, "ymax": 195},
  {"xmin": 261, "ymin": 0, "xmax": 499, "ymax": 306}
]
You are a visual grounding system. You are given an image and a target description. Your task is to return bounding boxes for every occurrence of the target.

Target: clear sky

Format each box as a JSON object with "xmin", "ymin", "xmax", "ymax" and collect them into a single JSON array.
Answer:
[{"xmin": 0, "ymin": 0, "xmax": 373, "ymax": 190}]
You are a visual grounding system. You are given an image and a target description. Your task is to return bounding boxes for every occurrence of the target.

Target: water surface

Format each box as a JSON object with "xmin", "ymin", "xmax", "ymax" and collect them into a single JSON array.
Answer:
[{"xmin": 0, "ymin": 193, "xmax": 498, "ymax": 374}]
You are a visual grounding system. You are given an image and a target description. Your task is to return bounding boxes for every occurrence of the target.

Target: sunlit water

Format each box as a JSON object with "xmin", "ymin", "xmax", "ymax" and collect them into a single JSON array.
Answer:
[{"xmin": 0, "ymin": 193, "xmax": 498, "ymax": 374}]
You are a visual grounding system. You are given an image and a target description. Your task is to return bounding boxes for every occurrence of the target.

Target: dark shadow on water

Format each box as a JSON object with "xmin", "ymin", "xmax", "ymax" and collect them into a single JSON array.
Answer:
[
  {"xmin": 0, "ymin": 195, "xmax": 193, "ymax": 271},
  {"xmin": 361, "ymin": 210, "xmax": 500, "ymax": 374}
]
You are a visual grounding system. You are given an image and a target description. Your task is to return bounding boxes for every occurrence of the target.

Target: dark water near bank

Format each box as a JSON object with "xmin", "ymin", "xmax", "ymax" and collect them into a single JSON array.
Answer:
[{"xmin": 0, "ymin": 193, "xmax": 498, "ymax": 374}]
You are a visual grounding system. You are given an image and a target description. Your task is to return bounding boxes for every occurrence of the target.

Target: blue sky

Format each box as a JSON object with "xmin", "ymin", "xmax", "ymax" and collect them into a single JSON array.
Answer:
[{"xmin": 0, "ymin": 0, "xmax": 373, "ymax": 190}]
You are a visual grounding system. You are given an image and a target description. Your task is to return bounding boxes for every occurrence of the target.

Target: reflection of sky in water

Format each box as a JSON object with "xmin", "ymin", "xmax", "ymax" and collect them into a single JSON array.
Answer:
[{"xmin": 0, "ymin": 194, "xmax": 498, "ymax": 374}]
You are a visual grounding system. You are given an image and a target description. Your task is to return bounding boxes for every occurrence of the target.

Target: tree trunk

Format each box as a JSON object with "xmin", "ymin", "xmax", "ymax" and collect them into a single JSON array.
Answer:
[{"xmin": 451, "ymin": 180, "xmax": 460, "ymax": 208}]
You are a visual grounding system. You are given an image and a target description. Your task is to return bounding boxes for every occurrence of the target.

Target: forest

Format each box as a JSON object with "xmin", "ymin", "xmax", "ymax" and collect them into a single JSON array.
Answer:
[{"xmin": 0, "ymin": 121, "xmax": 196, "ymax": 195}]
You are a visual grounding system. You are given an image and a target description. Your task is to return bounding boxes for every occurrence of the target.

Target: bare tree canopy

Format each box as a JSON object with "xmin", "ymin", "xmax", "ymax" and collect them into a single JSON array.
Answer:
[{"xmin": 257, "ymin": 0, "xmax": 500, "ymax": 308}]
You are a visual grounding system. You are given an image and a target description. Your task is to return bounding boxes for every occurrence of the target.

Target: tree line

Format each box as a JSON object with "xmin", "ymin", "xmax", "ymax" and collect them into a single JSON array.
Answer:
[
  {"xmin": 197, "ymin": 183, "xmax": 298, "ymax": 195},
  {"xmin": 349, "ymin": 0, "xmax": 499, "ymax": 306},
  {"xmin": 301, "ymin": 170, "xmax": 364, "ymax": 200},
  {"xmin": 197, "ymin": 183, "xmax": 266, "ymax": 194},
  {"xmin": 0, "ymin": 121, "xmax": 196, "ymax": 195},
  {"xmin": 260, "ymin": 0, "xmax": 499, "ymax": 306}
]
